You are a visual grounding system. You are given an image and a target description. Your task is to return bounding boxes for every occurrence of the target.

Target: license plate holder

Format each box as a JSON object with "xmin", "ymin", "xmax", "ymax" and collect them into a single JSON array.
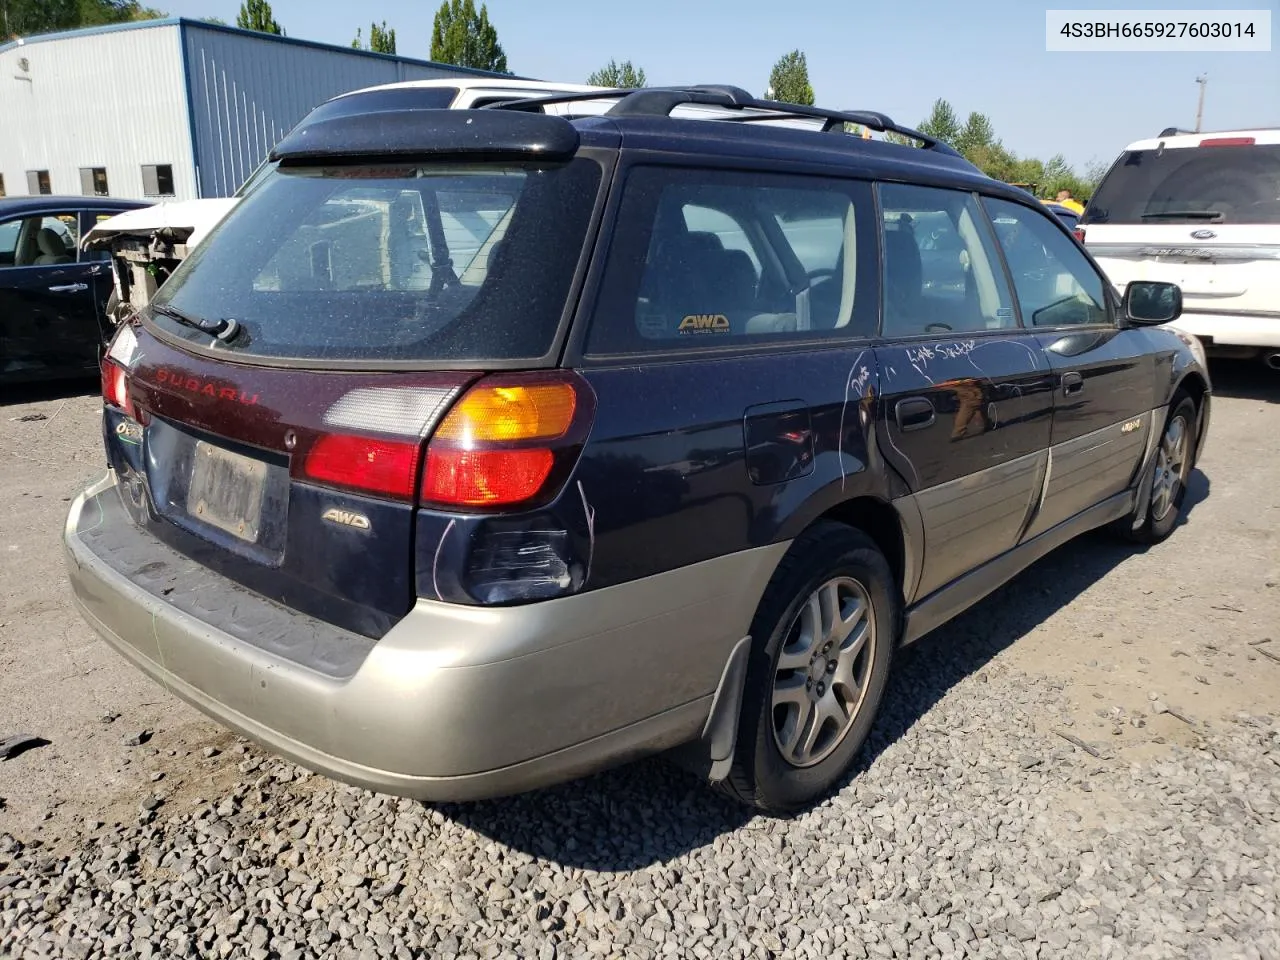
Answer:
[{"xmin": 186, "ymin": 440, "xmax": 268, "ymax": 543}]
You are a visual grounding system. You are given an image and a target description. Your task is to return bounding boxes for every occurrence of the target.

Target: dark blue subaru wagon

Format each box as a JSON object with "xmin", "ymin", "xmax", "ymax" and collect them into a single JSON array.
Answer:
[{"xmin": 63, "ymin": 84, "xmax": 1211, "ymax": 812}]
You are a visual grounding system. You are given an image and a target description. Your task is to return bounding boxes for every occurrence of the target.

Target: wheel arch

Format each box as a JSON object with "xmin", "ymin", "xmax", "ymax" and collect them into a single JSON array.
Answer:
[
  {"xmin": 1172, "ymin": 370, "xmax": 1210, "ymax": 466},
  {"xmin": 814, "ymin": 495, "xmax": 914, "ymax": 607}
]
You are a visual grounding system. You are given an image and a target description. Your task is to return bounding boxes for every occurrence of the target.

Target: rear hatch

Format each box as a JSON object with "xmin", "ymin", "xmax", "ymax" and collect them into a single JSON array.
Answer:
[
  {"xmin": 1081, "ymin": 136, "xmax": 1280, "ymax": 314},
  {"xmin": 100, "ymin": 112, "xmax": 604, "ymax": 638}
]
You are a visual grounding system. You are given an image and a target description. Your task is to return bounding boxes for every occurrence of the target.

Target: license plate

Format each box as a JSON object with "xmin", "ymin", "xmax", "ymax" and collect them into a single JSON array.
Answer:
[{"xmin": 186, "ymin": 440, "xmax": 267, "ymax": 543}]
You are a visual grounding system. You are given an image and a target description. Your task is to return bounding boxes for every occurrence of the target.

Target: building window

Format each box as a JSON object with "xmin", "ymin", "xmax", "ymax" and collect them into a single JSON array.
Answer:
[
  {"xmin": 26, "ymin": 170, "xmax": 51, "ymax": 195},
  {"xmin": 0, "ymin": 174, "xmax": 6, "ymax": 197},
  {"xmin": 79, "ymin": 167, "xmax": 109, "ymax": 197},
  {"xmin": 142, "ymin": 164, "xmax": 176, "ymax": 197}
]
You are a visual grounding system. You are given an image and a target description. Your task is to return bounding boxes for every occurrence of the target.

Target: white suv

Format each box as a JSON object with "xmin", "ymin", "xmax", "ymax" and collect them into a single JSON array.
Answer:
[{"xmin": 1081, "ymin": 127, "xmax": 1280, "ymax": 369}]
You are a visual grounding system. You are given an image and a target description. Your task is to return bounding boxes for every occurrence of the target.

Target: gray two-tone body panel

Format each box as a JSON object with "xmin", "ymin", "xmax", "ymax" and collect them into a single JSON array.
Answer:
[{"xmin": 65, "ymin": 472, "xmax": 790, "ymax": 799}]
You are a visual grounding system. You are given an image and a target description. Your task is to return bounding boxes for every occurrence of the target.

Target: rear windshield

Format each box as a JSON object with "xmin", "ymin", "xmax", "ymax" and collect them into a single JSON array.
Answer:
[
  {"xmin": 1085, "ymin": 144, "xmax": 1280, "ymax": 225},
  {"xmin": 148, "ymin": 158, "xmax": 602, "ymax": 363}
]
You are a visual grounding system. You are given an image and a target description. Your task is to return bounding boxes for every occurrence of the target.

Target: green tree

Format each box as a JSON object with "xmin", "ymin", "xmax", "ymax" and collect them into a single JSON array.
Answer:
[
  {"xmin": 79, "ymin": 0, "xmax": 163, "ymax": 24},
  {"xmin": 586, "ymin": 58, "xmax": 646, "ymax": 88},
  {"xmin": 353, "ymin": 20, "xmax": 396, "ymax": 53},
  {"xmin": 917, "ymin": 98, "xmax": 961, "ymax": 147},
  {"xmin": 369, "ymin": 20, "xmax": 395, "ymax": 53},
  {"xmin": 201, "ymin": 16, "xmax": 228, "ymax": 24},
  {"xmin": 955, "ymin": 111, "xmax": 996, "ymax": 157},
  {"xmin": 430, "ymin": 0, "xmax": 507, "ymax": 72},
  {"xmin": 767, "ymin": 49, "xmax": 814, "ymax": 105},
  {"xmin": 1082, "ymin": 158, "xmax": 1109, "ymax": 196},
  {"xmin": 3, "ymin": 0, "xmax": 163, "ymax": 34},
  {"xmin": 236, "ymin": 0, "xmax": 283, "ymax": 35}
]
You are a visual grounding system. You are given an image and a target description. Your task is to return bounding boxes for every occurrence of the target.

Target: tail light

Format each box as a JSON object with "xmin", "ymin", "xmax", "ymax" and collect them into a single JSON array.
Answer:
[
  {"xmin": 302, "ymin": 434, "xmax": 422, "ymax": 500},
  {"xmin": 422, "ymin": 373, "xmax": 595, "ymax": 510},
  {"xmin": 1074, "ymin": 226, "xmax": 1086, "ymax": 243},
  {"xmin": 101, "ymin": 357, "xmax": 135, "ymax": 419},
  {"xmin": 1200, "ymin": 136, "xmax": 1254, "ymax": 147},
  {"xmin": 297, "ymin": 373, "xmax": 595, "ymax": 510}
]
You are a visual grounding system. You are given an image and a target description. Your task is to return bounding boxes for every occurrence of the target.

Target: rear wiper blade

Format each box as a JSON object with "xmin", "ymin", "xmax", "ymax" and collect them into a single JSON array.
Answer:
[
  {"xmin": 1140, "ymin": 210, "xmax": 1224, "ymax": 221},
  {"xmin": 151, "ymin": 303, "xmax": 240, "ymax": 342}
]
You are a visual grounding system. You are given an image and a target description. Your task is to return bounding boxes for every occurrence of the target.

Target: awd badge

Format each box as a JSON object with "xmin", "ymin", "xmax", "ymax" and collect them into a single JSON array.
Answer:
[{"xmin": 322, "ymin": 507, "xmax": 371, "ymax": 531}]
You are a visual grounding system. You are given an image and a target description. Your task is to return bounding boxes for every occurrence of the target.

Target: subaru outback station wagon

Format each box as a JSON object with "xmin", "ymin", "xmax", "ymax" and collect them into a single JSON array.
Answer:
[{"xmin": 64, "ymin": 85, "xmax": 1211, "ymax": 812}]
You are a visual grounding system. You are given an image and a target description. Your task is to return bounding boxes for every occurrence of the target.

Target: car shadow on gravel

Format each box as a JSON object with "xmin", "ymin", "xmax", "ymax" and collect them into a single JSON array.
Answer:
[
  {"xmin": 1208, "ymin": 359, "xmax": 1279, "ymax": 404},
  {"xmin": 436, "ymin": 469, "xmax": 1212, "ymax": 872},
  {"xmin": 0, "ymin": 375, "xmax": 97, "ymax": 408}
]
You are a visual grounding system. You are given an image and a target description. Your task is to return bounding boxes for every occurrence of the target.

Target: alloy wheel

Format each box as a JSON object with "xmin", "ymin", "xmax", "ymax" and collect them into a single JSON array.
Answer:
[
  {"xmin": 1151, "ymin": 413, "xmax": 1190, "ymax": 522},
  {"xmin": 771, "ymin": 576, "xmax": 877, "ymax": 768}
]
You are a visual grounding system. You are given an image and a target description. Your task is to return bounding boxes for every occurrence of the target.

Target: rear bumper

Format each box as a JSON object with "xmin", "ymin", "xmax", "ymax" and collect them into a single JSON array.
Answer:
[
  {"xmin": 1165, "ymin": 313, "xmax": 1280, "ymax": 350},
  {"xmin": 64, "ymin": 473, "xmax": 787, "ymax": 800}
]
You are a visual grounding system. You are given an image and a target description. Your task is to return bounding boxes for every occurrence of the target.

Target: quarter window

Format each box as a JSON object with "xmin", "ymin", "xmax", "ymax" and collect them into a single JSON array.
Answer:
[
  {"xmin": 587, "ymin": 166, "xmax": 877, "ymax": 354},
  {"xmin": 985, "ymin": 197, "xmax": 1109, "ymax": 328},
  {"xmin": 878, "ymin": 183, "xmax": 1017, "ymax": 339},
  {"xmin": 80, "ymin": 167, "xmax": 110, "ymax": 196},
  {"xmin": 142, "ymin": 164, "xmax": 176, "ymax": 197}
]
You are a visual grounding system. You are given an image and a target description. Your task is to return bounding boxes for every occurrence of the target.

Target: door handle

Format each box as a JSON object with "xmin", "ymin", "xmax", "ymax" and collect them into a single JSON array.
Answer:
[
  {"xmin": 1062, "ymin": 372, "xmax": 1084, "ymax": 396},
  {"xmin": 48, "ymin": 283, "xmax": 88, "ymax": 294},
  {"xmin": 895, "ymin": 397, "xmax": 936, "ymax": 432}
]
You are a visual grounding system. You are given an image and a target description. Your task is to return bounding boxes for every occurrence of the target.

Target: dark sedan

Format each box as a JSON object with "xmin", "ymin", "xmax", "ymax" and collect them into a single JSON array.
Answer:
[
  {"xmin": 1, "ymin": 195, "xmax": 149, "ymax": 383},
  {"xmin": 1044, "ymin": 201, "xmax": 1082, "ymax": 231}
]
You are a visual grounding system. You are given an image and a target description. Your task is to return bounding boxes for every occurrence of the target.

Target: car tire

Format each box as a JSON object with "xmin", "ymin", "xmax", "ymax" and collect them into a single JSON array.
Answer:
[
  {"xmin": 1119, "ymin": 393, "xmax": 1197, "ymax": 545},
  {"xmin": 718, "ymin": 522, "xmax": 897, "ymax": 814}
]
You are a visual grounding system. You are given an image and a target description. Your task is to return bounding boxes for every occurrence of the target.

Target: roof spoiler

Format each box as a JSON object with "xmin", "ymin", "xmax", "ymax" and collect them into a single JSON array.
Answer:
[{"xmin": 271, "ymin": 107, "xmax": 580, "ymax": 163}]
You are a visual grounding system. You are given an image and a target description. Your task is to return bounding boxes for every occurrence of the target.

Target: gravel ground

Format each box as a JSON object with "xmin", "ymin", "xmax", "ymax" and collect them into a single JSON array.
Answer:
[{"xmin": 1, "ymin": 364, "xmax": 1278, "ymax": 960}]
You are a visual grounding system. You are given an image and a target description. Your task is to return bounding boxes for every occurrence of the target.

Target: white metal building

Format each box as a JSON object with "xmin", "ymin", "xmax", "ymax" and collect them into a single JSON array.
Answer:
[{"xmin": 0, "ymin": 18, "xmax": 506, "ymax": 202}]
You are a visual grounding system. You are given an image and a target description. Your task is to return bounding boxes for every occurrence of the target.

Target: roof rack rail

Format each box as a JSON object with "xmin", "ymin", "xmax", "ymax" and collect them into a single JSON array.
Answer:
[{"xmin": 482, "ymin": 85, "xmax": 962, "ymax": 157}]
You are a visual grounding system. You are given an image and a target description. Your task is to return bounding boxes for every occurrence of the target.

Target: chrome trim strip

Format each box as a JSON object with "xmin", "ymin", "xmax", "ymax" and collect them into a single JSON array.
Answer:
[{"xmin": 1087, "ymin": 243, "xmax": 1280, "ymax": 262}]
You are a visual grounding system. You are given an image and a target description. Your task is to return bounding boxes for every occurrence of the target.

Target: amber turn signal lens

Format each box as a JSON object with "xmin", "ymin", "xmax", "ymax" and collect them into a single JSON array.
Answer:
[{"xmin": 434, "ymin": 383, "xmax": 577, "ymax": 445}]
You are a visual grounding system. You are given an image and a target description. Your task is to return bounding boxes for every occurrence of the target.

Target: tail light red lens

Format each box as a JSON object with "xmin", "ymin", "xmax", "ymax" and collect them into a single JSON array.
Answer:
[
  {"xmin": 1074, "ymin": 227, "xmax": 1086, "ymax": 243},
  {"xmin": 421, "ymin": 373, "xmax": 593, "ymax": 510},
  {"xmin": 101, "ymin": 358, "xmax": 134, "ymax": 418},
  {"xmin": 1199, "ymin": 136, "xmax": 1255, "ymax": 147},
  {"xmin": 423, "ymin": 449, "xmax": 555, "ymax": 506},
  {"xmin": 302, "ymin": 434, "xmax": 422, "ymax": 501}
]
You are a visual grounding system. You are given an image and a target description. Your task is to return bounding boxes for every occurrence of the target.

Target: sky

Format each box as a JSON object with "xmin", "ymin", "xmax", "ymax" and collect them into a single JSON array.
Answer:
[{"xmin": 159, "ymin": 0, "xmax": 1278, "ymax": 173}]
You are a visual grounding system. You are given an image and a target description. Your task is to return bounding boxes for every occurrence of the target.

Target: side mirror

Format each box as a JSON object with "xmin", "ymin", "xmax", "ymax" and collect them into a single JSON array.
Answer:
[{"xmin": 1123, "ymin": 281, "xmax": 1182, "ymax": 325}]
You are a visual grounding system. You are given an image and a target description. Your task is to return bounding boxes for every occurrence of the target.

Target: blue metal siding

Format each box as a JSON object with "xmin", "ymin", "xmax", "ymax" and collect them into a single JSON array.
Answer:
[{"xmin": 182, "ymin": 24, "xmax": 474, "ymax": 197}]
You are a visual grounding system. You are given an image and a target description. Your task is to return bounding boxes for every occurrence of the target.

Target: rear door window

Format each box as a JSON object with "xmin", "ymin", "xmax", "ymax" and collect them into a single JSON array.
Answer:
[
  {"xmin": 1086, "ymin": 143, "xmax": 1280, "ymax": 225},
  {"xmin": 878, "ymin": 183, "xmax": 1016, "ymax": 338},
  {"xmin": 147, "ymin": 159, "xmax": 602, "ymax": 363},
  {"xmin": 585, "ymin": 165, "xmax": 877, "ymax": 355}
]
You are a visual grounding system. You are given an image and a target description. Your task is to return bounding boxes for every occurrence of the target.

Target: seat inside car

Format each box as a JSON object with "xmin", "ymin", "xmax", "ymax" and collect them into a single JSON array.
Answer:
[
  {"xmin": 640, "ymin": 210, "xmax": 758, "ymax": 335},
  {"xmin": 34, "ymin": 227, "xmax": 74, "ymax": 265},
  {"xmin": 881, "ymin": 226, "xmax": 924, "ymax": 336}
]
